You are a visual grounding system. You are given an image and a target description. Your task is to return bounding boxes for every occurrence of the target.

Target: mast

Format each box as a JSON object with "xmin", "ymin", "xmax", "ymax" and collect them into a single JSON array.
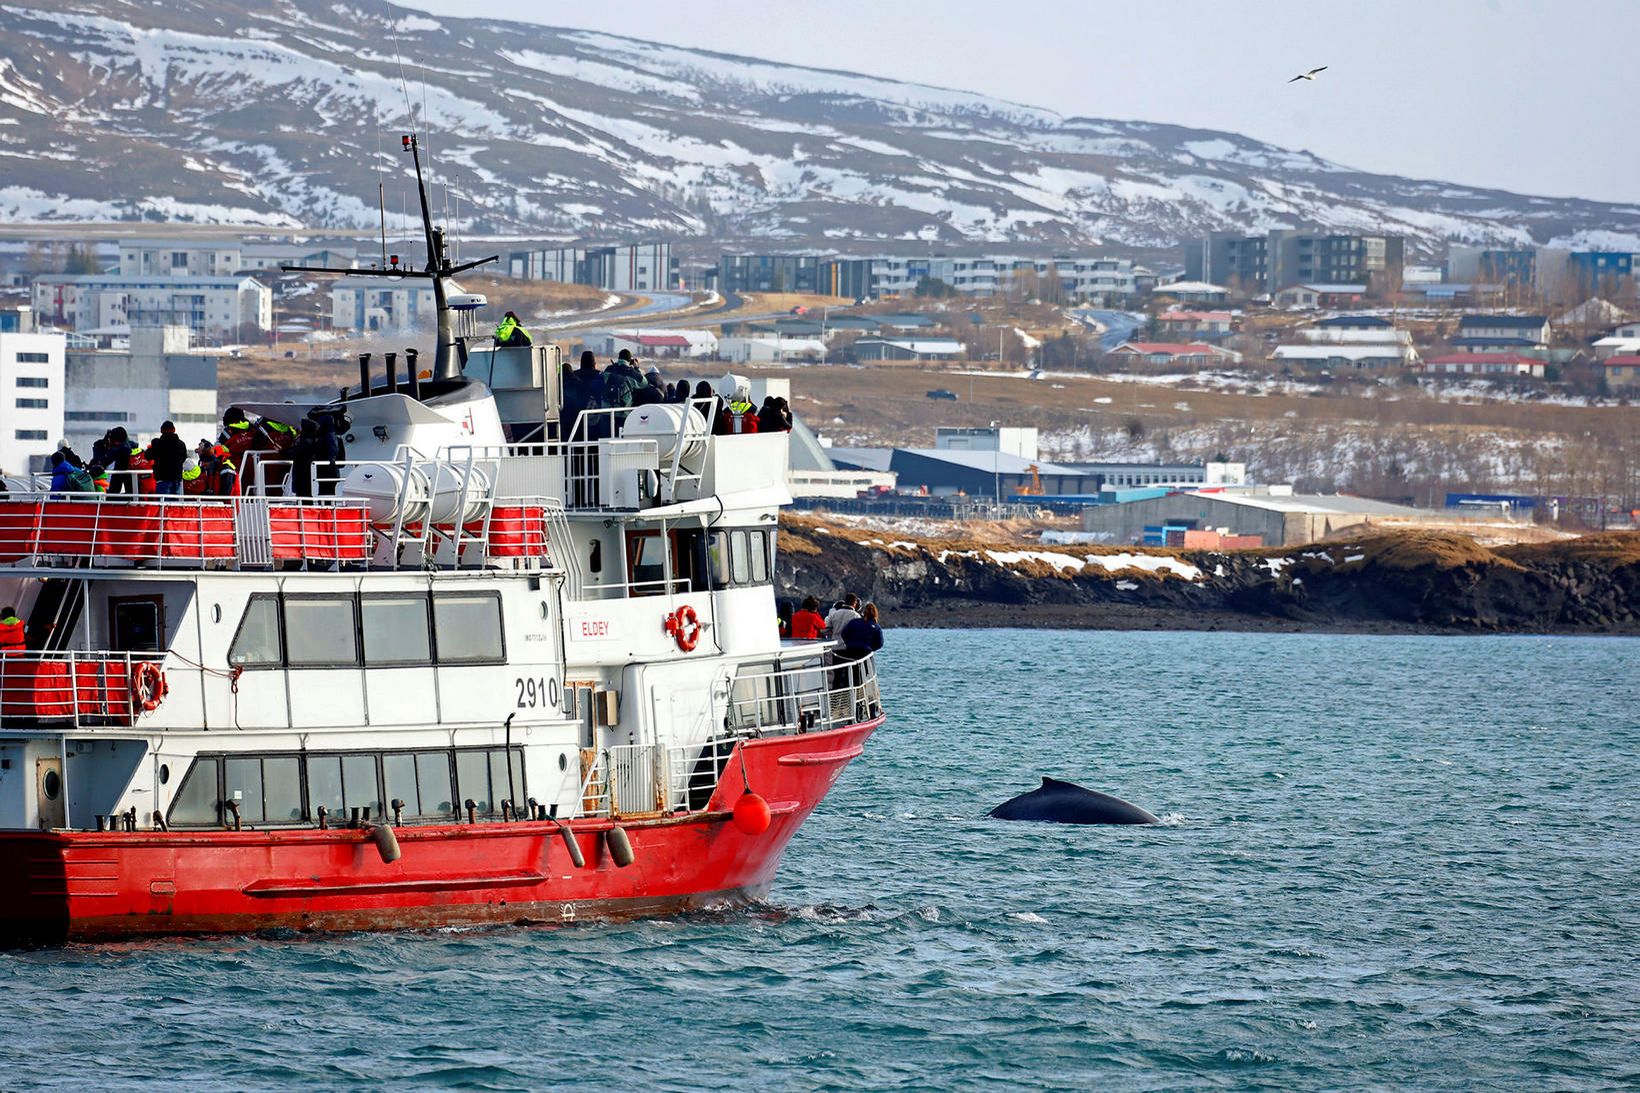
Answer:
[{"xmin": 283, "ymin": 133, "xmax": 496, "ymax": 394}]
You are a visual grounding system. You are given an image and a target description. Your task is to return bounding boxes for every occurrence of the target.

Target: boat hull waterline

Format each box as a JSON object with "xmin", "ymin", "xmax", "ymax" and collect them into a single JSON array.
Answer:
[{"xmin": 0, "ymin": 720, "xmax": 879, "ymax": 944}]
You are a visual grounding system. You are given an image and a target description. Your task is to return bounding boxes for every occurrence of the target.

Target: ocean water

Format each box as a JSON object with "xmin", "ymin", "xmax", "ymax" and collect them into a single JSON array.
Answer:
[{"xmin": 3, "ymin": 629, "xmax": 1638, "ymax": 1091}]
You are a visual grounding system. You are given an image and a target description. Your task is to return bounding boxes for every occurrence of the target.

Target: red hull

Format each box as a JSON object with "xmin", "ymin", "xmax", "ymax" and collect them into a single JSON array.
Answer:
[{"xmin": 0, "ymin": 719, "xmax": 880, "ymax": 944}]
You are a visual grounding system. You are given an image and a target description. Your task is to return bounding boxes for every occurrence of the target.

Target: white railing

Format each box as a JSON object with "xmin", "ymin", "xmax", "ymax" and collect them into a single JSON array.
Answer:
[
  {"xmin": 0, "ymin": 650, "xmax": 178, "ymax": 728},
  {"xmin": 575, "ymin": 648, "xmax": 881, "ymax": 819}
]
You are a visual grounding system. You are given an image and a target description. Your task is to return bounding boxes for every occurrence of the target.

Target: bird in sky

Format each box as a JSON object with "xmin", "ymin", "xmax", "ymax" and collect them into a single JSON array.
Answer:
[{"xmin": 1288, "ymin": 66, "xmax": 1328, "ymax": 83}]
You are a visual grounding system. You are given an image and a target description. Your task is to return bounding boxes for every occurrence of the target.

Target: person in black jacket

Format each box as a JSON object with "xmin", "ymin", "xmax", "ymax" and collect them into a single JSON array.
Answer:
[
  {"xmin": 145, "ymin": 421, "xmax": 189, "ymax": 496},
  {"xmin": 288, "ymin": 419, "xmax": 322, "ymax": 497}
]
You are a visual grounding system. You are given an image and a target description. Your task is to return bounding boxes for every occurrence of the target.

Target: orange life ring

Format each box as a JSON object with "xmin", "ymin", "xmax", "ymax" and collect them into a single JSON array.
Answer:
[
  {"xmin": 131, "ymin": 662, "xmax": 167, "ymax": 712},
  {"xmin": 664, "ymin": 605, "xmax": 702, "ymax": 653}
]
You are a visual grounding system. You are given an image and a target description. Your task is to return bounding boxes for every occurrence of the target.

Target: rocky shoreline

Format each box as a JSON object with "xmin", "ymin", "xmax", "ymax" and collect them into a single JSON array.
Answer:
[{"xmin": 776, "ymin": 518, "xmax": 1640, "ymax": 636}]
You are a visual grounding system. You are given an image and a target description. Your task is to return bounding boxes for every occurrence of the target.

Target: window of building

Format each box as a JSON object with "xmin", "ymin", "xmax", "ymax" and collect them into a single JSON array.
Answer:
[
  {"xmin": 15, "ymin": 398, "xmax": 47, "ymax": 409},
  {"xmin": 14, "ymin": 354, "xmax": 50, "ymax": 366},
  {"xmin": 283, "ymin": 596, "xmax": 359, "ymax": 666},
  {"xmin": 14, "ymin": 430, "xmax": 46, "ymax": 441},
  {"xmin": 432, "ymin": 593, "xmax": 504, "ymax": 663},
  {"xmin": 361, "ymin": 594, "xmax": 431, "ymax": 665}
]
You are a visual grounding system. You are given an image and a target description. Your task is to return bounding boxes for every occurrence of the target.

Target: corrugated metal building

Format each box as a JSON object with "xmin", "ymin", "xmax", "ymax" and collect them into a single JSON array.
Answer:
[{"xmin": 1080, "ymin": 489, "xmax": 1432, "ymax": 546}]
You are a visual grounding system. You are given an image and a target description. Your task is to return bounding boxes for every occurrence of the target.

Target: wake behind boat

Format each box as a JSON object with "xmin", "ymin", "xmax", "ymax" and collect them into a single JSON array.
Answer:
[{"xmin": 0, "ymin": 134, "xmax": 883, "ymax": 944}]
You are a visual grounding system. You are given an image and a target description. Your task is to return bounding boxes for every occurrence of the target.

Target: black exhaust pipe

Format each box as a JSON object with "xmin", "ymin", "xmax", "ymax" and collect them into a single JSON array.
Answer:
[
  {"xmin": 405, "ymin": 348, "xmax": 421, "ymax": 399},
  {"xmin": 384, "ymin": 352, "xmax": 398, "ymax": 394},
  {"xmin": 358, "ymin": 353, "xmax": 372, "ymax": 398}
]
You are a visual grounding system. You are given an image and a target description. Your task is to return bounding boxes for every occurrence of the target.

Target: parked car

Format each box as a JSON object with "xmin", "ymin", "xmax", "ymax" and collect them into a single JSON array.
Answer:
[{"xmin": 926, "ymin": 389, "xmax": 959, "ymax": 400}]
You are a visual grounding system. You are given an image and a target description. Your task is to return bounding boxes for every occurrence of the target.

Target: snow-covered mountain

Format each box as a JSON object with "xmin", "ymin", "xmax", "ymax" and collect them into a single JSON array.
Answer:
[{"xmin": 2, "ymin": 0, "xmax": 1636, "ymax": 253}]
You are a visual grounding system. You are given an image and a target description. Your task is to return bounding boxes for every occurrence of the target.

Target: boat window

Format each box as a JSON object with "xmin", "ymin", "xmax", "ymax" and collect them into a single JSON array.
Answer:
[
  {"xmin": 306, "ymin": 754, "xmax": 346, "ymax": 818},
  {"xmin": 223, "ymin": 756, "xmax": 265, "ymax": 824},
  {"xmin": 344, "ymin": 753, "xmax": 383, "ymax": 817},
  {"xmin": 415, "ymin": 751, "xmax": 455, "ymax": 817},
  {"xmin": 168, "ymin": 757, "xmax": 220, "ymax": 826},
  {"xmin": 729, "ymin": 661, "xmax": 782, "ymax": 730},
  {"xmin": 362, "ymin": 594, "xmax": 431, "ymax": 665},
  {"xmin": 283, "ymin": 596, "xmax": 359, "ymax": 667},
  {"xmin": 433, "ymin": 593, "xmax": 504, "ymax": 663},
  {"xmin": 383, "ymin": 752, "xmax": 418, "ymax": 816},
  {"xmin": 730, "ymin": 531, "xmax": 751, "ymax": 584},
  {"xmin": 456, "ymin": 749, "xmax": 491, "ymax": 812},
  {"xmin": 706, "ymin": 531, "xmax": 731, "ymax": 586},
  {"xmin": 627, "ymin": 532, "xmax": 666, "ymax": 594},
  {"xmin": 229, "ymin": 595, "xmax": 282, "ymax": 668},
  {"xmin": 489, "ymin": 748, "xmax": 524, "ymax": 810},
  {"xmin": 748, "ymin": 530, "xmax": 769, "ymax": 583},
  {"xmin": 263, "ymin": 756, "xmax": 303, "ymax": 823}
]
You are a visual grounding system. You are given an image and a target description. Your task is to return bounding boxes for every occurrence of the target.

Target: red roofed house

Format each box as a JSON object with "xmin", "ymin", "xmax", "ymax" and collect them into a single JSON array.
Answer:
[
  {"xmin": 1421, "ymin": 353, "xmax": 1546, "ymax": 379},
  {"xmin": 1154, "ymin": 310, "xmax": 1235, "ymax": 339},
  {"xmin": 1603, "ymin": 354, "xmax": 1640, "ymax": 393},
  {"xmin": 1110, "ymin": 342, "xmax": 1241, "ymax": 367},
  {"xmin": 612, "ymin": 332, "xmax": 693, "ymax": 358}
]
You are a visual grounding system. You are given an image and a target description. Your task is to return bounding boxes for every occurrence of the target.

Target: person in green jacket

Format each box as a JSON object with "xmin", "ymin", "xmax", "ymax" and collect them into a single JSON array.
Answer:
[{"xmin": 493, "ymin": 310, "xmax": 532, "ymax": 348}]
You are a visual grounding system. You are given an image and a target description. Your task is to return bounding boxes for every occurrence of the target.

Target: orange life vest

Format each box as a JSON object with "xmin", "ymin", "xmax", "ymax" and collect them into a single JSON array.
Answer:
[{"xmin": 0, "ymin": 616, "xmax": 25, "ymax": 652}]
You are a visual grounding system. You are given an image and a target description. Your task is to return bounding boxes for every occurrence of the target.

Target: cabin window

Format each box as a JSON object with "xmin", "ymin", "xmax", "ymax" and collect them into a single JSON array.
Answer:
[
  {"xmin": 416, "ymin": 751, "xmax": 455, "ymax": 817},
  {"xmin": 749, "ymin": 530, "xmax": 769, "ymax": 583},
  {"xmin": 730, "ymin": 532, "xmax": 751, "ymax": 584},
  {"xmin": 223, "ymin": 757, "xmax": 265, "ymax": 823},
  {"xmin": 263, "ymin": 757, "xmax": 303, "ymax": 823},
  {"xmin": 382, "ymin": 753, "xmax": 418, "ymax": 816},
  {"xmin": 706, "ymin": 532, "xmax": 732, "ymax": 586},
  {"xmin": 433, "ymin": 593, "xmax": 504, "ymax": 664},
  {"xmin": 454, "ymin": 747, "xmax": 526, "ymax": 816},
  {"xmin": 283, "ymin": 596, "xmax": 359, "ymax": 667},
  {"xmin": 626, "ymin": 532, "xmax": 667, "ymax": 594},
  {"xmin": 229, "ymin": 595, "xmax": 282, "ymax": 668},
  {"xmin": 168, "ymin": 758, "xmax": 220, "ymax": 826},
  {"xmin": 361, "ymin": 594, "xmax": 431, "ymax": 665}
]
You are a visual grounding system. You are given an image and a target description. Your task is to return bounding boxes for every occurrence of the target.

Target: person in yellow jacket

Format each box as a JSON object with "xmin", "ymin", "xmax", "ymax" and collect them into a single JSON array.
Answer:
[{"xmin": 493, "ymin": 310, "xmax": 532, "ymax": 348}]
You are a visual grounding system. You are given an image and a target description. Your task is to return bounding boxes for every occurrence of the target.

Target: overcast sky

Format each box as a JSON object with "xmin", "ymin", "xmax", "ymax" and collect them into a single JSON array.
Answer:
[{"xmin": 398, "ymin": 0, "xmax": 1639, "ymax": 205}]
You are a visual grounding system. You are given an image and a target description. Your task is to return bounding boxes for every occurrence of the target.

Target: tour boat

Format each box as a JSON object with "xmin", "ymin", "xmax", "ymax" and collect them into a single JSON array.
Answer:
[{"xmin": 0, "ymin": 136, "xmax": 882, "ymax": 943}]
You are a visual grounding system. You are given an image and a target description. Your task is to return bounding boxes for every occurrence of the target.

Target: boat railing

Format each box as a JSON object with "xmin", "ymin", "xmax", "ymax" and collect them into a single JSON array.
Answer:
[
  {"xmin": 0, "ymin": 650, "xmax": 170, "ymax": 728},
  {"xmin": 576, "ymin": 649, "xmax": 881, "ymax": 819},
  {"xmin": 0, "ymin": 484, "xmax": 564, "ymax": 573}
]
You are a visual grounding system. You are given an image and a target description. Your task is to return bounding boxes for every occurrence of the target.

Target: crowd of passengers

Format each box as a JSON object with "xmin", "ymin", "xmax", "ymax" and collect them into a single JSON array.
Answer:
[
  {"xmin": 4, "ymin": 405, "xmax": 355, "ymax": 501},
  {"xmin": 779, "ymin": 591, "xmax": 884, "ymax": 668},
  {"xmin": 559, "ymin": 349, "xmax": 794, "ymax": 439}
]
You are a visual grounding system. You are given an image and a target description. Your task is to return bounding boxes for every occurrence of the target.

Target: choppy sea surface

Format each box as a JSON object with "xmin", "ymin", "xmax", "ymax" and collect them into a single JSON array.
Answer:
[{"xmin": 3, "ymin": 629, "xmax": 1638, "ymax": 1091}]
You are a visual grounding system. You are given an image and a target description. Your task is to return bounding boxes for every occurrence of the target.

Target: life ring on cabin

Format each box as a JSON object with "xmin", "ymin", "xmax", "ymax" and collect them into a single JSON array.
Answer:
[
  {"xmin": 664, "ymin": 605, "xmax": 702, "ymax": 653},
  {"xmin": 131, "ymin": 662, "xmax": 167, "ymax": 712}
]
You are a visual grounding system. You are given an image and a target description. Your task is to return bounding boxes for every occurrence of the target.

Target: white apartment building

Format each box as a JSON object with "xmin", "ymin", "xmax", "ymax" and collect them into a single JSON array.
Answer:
[
  {"xmin": 868, "ymin": 255, "xmax": 1140, "ymax": 301},
  {"xmin": 31, "ymin": 275, "xmax": 273, "ymax": 339},
  {"xmin": 331, "ymin": 279, "xmax": 441, "ymax": 333},
  {"xmin": 62, "ymin": 325, "xmax": 220, "ymax": 457},
  {"xmin": 118, "ymin": 239, "xmax": 357, "ymax": 277},
  {"xmin": 0, "ymin": 331, "xmax": 66, "ymax": 475}
]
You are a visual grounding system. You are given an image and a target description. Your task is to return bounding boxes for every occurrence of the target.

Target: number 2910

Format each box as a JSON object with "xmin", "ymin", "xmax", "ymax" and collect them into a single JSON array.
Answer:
[{"xmin": 515, "ymin": 677, "xmax": 558, "ymax": 709}]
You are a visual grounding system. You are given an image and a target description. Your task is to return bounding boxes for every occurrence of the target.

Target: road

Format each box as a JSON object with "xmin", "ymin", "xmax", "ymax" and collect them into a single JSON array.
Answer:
[{"xmin": 1072, "ymin": 309, "xmax": 1145, "ymax": 351}]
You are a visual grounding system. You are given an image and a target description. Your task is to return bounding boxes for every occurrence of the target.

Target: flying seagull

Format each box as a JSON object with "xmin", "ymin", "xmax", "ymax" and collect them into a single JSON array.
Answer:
[{"xmin": 1288, "ymin": 66, "xmax": 1328, "ymax": 83}]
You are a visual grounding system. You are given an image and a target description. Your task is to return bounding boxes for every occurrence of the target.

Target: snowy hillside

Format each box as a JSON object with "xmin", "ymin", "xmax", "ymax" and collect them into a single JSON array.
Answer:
[{"xmin": 1, "ymin": 0, "xmax": 1637, "ymax": 251}]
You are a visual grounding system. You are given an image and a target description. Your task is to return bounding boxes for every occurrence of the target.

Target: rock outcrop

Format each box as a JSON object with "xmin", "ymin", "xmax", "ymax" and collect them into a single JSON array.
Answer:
[{"xmin": 776, "ymin": 519, "xmax": 1640, "ymax": 634}]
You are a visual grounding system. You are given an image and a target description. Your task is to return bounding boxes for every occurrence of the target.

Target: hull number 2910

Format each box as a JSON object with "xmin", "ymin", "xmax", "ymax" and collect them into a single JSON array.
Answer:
[{"xmin": 516, "ymin": 677, "xmax": 559, "ymax": 709}]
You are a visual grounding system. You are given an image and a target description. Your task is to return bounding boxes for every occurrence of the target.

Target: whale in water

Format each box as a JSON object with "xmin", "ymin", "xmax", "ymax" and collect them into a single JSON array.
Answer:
[{"xmin": 989, "ymin": 777, "xmax": 1160, "ymax": 825}]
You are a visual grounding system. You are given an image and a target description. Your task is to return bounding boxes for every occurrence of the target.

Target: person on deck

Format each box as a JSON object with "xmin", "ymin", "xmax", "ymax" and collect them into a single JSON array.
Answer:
[
  {"xmin": 839, "ymin": 602, "xmax": 883, "ymax": 658},
  {"xmin": 145, "ymin": 421, "xmax": 189, "ymax": 496},
  {"xmin": 204, "ymin": 445, "xmax": 239, "ymax": 497},
  {"xmin": 0, "ymin": 607, "xmax": 24, "ymax": 653},
  {"xmin": 288, "ymin": 419, "xmax": 322, "ymax": 498},
  {"xmin": 790, "ymin": 595, "xmax": 828, "ymax": 640},
  {"xmin": 600, "ymin": 350, "xmax": 646, "ymax": 410},
  {"xmin": 825, "ymin": 593, "xmax": 861, "ymax": 640},
  {"xmin": 493, "ymin": 310, "xmax": 532, "ymax": 348},
  {"xmin": 562, "ymin": 351, "xmax": 600, "ymax": 437},
  {"xmin": 632, "ymin": 367, "xmax": 666, "ymax": 406},
  {"xmin": 719, "ymin": 377, "xmax": 759, "ymax": 434}
]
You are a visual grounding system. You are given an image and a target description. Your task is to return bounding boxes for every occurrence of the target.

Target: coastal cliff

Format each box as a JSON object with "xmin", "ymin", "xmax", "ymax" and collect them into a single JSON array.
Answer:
[{"xmin": 776, "ymin": 517, "xmax": 1640, "ymax": 634}]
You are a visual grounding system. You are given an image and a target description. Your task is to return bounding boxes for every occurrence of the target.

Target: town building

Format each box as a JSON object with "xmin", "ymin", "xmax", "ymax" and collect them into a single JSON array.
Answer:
[
  {"xmin": 61, "ymin": 325, "xmax": 220, "ymax": 458},
  {"xmin": 116, "ymin": 239, "xmax": 356, "ymax": 277},
  {"xmin": 0, "ymin": 329, "xmax": 66, "ymax": 475},
  {"xmin": 1154, "ymin": 310, "xmax": 1234, "ymax": 339},
  {"xmin": 852, "ymin": 337, "xmax": 965, "ymax": 361},
  {"xmin": 1109, "ymin": 342, "xmax": 1239, "ymax": 367},
  {"xmin": 331, "ymin": 278, "xmax": 443, "ymax": 333},
  {"xmin": 1420, "ymin": 353, "xmax": 1547, "ymax": 379},
  {"xmin": 717, "ymin": 255, "xmax": 824, "ymax": 294},
  {"xmin": 1274, "ymin": 283, "xmax": 1369, "ymax": 309},
  {"xmin": 30, "ymin": 275, "xmax": 272, "ymax": 339},
  {"xmin": 1447, "ymin": 245, "xmax": 1639, "ymax": 299},
  {"xmin": 1456, "ymin": 314, "xmax": 1551, "ymax": 348},
  {"xmin": 506, "ymin": 243, "xmax": 674, "ymax": 292},
  {"xmin": 1148, "ymin": 280, "xmax": 1229, "ymax": 305},
  {"xmin": 1273, "ymin": 344, "xmax": 1416, "ymax": 369},
  {"xmin": 717, "ymin": 336, "xmax": 827, "ymax": 363},
  {"xmin": 827, "ymin": 447, "xmax": 1089, "ymax": 499},
  {"xmin": 935, "ymin": 426, "xmax": 1038, "ymax": 459},
  {"xmin": 1600, "ymin": 355, "xmax": 1640, "ymax": 393},
  {"xmin": 1079, "ymin": 487, "xmax": 1432, "ymax": 546},
  {"xmin": 1193, "ymin": 231, "xmax": 1405, "ymax": 294}
]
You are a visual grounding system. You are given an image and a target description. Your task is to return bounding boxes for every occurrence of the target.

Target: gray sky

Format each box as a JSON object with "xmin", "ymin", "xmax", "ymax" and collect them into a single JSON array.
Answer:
[{"xmin": 398, "ymin": 0, "xmax": 1639, "ymax": 205}]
